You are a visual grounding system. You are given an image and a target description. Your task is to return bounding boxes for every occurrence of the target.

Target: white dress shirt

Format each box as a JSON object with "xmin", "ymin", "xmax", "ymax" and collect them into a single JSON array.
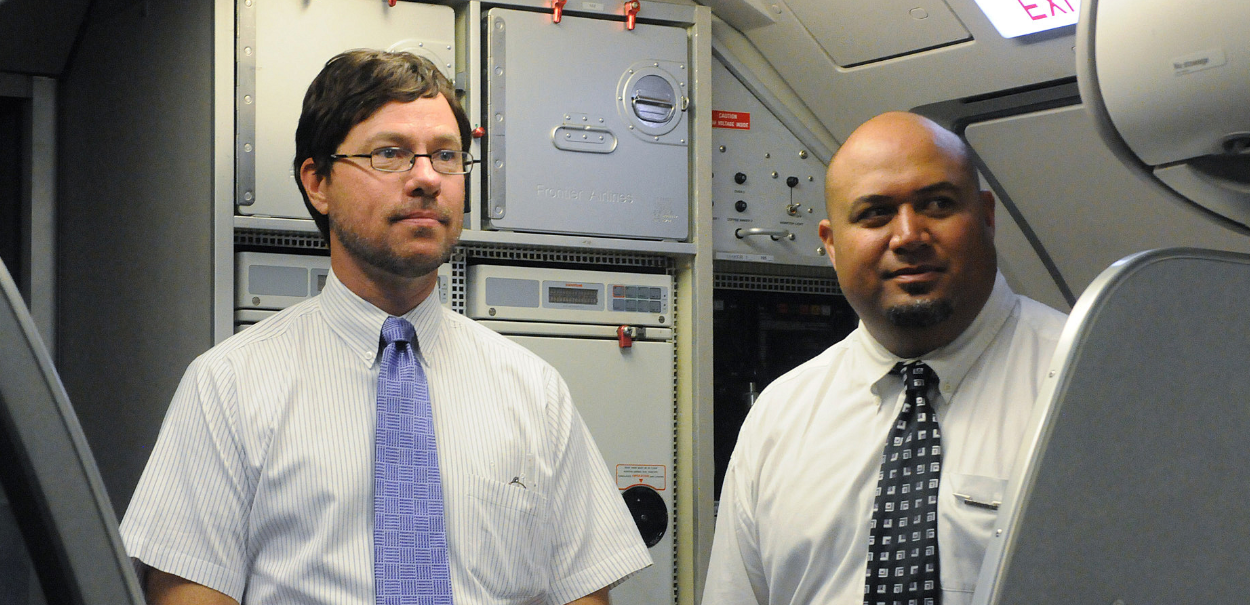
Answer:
[
  {"xmin": 704, "ymin": 273, "xmax": 1066, "ymax": 605},
  {"xmin": 120, "ymin": 270, "xmax": 650, "ymax": 605}
]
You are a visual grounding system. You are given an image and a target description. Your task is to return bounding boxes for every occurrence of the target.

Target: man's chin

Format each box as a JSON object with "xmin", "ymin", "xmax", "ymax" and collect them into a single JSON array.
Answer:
[{"xmin": 885, "ymin": 298, "xmax": 953, "ymax": 328}]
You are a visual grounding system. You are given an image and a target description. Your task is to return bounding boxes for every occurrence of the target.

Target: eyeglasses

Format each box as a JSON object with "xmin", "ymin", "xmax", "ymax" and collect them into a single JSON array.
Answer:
[{"xmin": 329, "ymin": 147, "xmax": 477, "ymax": 175}]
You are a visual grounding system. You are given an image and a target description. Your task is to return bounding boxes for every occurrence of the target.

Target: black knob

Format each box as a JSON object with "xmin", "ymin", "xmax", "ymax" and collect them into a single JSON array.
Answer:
[
  {"xmin": 786, "ymin": 176, "xmax": 799, "ymax": 188},
  {"xmin": 734, "ymin": 200, "xmax": 748, "ymax": 212},
  {"xmin": 734, "ymin": 172, "xmax": 747, "ymax": 185}
]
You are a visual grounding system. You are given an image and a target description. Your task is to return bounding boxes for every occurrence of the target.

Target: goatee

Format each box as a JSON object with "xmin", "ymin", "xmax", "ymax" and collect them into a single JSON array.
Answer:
[{"xmin": 886, "ymin": 299, "xmax": 953, "ymax": 328}]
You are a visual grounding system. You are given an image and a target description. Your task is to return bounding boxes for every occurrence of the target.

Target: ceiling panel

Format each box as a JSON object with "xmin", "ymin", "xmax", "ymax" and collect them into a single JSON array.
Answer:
[
  {"xmin": 966, "ymin": 104, "xmax": 1250, "ymax": 302},
  {"xmin": 785, "ymin": 0, "xmax": 970, "ymax": 67}
]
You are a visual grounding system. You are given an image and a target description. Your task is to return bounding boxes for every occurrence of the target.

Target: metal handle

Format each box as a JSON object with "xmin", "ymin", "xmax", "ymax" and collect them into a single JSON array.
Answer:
[
  {"xmin": 631, "ymin": 94, "xmax": 676, "ymax": 122},
  {"xmin": 735, "ymin": 227, "xmax": 795, "ymax": 241}
]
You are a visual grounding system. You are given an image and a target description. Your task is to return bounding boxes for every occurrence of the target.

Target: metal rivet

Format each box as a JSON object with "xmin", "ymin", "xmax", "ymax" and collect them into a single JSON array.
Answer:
[
  {"xmin": 719, "ymin": 145, "xmax": 726, "ymax": 152},
  {"xmin": 243, "ymin": 143, "xmax": 252, "ymax": 153},
  {"xmin": 808, "ymin": 176, "xmax": 814, "ymax": 182},
  {"xmin": 799, "ymin": 150, "xmax": 808, "ymax": 159},
  {"xmin": 771, "ymin": 171, "xmax": 779, "ymax": 178},
  {"xmin": 243, "ymin": 95, "xmax": 252, "ymax": 104},
  {"xmin": 764, "ymin": 153, "xmax": 771, "ymax": 159},
  {"xmin": 996, "ymin": 529, "xmax": 1003, "ymax": 536}
]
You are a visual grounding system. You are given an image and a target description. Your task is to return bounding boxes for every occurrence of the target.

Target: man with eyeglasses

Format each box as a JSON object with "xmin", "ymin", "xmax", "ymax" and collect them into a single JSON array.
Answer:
[{"xmin": 120, "ymin": 49, "xmax": 650, "ymax": 605}]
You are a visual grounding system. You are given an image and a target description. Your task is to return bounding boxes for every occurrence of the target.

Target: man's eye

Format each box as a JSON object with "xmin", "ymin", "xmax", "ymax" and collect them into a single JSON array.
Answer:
[
  {"xmin": 857, "ymin": 207, "xmax": 892, "ymax": 222},
  {"xmin": 432, "ymin": 150, "xmax": 457, "ymax": 162},
  {"xmin": 375, "ymin": 148, "xmax": 405, "ymax": 159},
  {"xmin": 926, "ymin": 197, "xmax": 955, "ymax": 211}
]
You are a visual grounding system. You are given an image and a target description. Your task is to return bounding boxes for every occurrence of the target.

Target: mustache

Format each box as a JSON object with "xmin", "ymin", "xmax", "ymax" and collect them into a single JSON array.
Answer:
[{"xmin": 387, "ymin": 197, "xmax": 451, "ymax": 223}]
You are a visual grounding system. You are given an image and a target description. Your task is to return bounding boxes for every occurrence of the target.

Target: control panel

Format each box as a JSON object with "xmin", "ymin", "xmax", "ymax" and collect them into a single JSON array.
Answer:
[
  {"xmin": 711, "ymin": 58, "xmax": 829, "ymax": 266},
  {"xmin": 466, "ymin": 265, "xmax": 671, "ymax": 327}
]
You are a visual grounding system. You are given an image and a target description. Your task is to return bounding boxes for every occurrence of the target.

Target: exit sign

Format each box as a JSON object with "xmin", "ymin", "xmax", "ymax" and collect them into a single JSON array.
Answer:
[{"xmin": 973, "ymin": 0, "xmax": 1080, "ymax": 38}]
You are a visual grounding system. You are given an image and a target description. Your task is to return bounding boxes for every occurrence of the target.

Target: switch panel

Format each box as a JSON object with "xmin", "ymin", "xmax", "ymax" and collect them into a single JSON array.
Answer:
[{"xmin": 711, "ymin": 59, "xmax": 829, "ymax": 266}]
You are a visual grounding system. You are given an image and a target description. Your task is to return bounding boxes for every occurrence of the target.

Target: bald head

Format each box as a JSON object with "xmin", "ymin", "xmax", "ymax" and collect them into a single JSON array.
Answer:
[
  {"xmin": 817, "ymin": 111, "xmax": 997, "ymax": 358},
  {"xmin": 827, "ymin": 112, "xmax": 977, "ymax": 208}
]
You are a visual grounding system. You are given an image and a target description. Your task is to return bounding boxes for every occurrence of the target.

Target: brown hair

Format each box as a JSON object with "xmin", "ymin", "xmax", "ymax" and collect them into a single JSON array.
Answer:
[{"xmin": 293, "ymin": 49, "xmax": 471, "ymax": 240}]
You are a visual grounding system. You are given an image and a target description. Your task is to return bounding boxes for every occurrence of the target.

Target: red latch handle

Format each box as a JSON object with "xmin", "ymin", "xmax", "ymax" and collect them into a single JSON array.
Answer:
[
  {"xmin": 388, "ymin": 0, "xmax": 397, "ymax": 6},
  {"xmin": 624, "ymin": 0, "xmax": 640, "ymax": 30},
  {"xmin": 617, "ymin": 325, "xmax": 634, "ymax": 348},
  {"xmin": 472, "ymin": 126, "xmax": 485, "ymax": 139},
  {"xmin": 553, "ymin": 0, "xmax": 568, "ymax": 23}
]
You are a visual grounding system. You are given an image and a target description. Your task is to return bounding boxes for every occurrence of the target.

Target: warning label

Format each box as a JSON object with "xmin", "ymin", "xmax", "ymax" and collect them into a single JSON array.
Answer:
[
  {"xmin": 617, "ymin": 464, "xmax": 667, "ymax": 491},
  {"xmin": 712, "ymin": 110, "xmax": 751, "ymax": 130}
]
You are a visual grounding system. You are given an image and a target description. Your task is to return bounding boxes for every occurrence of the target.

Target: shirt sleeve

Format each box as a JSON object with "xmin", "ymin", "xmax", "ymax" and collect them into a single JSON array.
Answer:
[
  {"xmin": 703, "ymin": 436, "xmax": 769, "ymax": 605},
  {"xmin": 541, "ymin": 368, "xmax": 653, "ymax": 604},
  {"xmin": 118, "ymin": 354, "xmax": 253, "ymax": 601}
]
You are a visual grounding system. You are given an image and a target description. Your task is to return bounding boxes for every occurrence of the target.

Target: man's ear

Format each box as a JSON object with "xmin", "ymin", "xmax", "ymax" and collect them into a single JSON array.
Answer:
[
  {"xmin": 818, "ymin": 219, "xmax": 837, "ymax": 268},
  {"xmin": 979, "ymin": 190, "xmax": 996, "ymax": 230},
  {"xmin": 299, "ymin": 158, "xmax": 330, "ymax": 216}
]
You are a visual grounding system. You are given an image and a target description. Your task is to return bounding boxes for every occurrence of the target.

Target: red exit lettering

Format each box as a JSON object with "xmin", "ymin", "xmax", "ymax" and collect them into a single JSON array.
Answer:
[{"xmin": 1018, "ymin": 0, "xmax": 1074, "ymax": 20}]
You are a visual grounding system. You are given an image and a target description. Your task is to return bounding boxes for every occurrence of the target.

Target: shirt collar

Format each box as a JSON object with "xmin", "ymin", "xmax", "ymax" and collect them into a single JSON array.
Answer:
[
  {"xmin": 855, "ymin": 272, "xmax": 1017, "ymax": 404},
  {"xmin": 319, "ymin": 269, "xmax": 446, "ymax": 368}
]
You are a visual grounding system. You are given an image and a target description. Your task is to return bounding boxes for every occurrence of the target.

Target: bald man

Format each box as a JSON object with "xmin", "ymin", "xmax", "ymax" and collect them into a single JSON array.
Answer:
[{"xmin": 702, "ymin": 112, "xmax": 1066, "ymax": 605}]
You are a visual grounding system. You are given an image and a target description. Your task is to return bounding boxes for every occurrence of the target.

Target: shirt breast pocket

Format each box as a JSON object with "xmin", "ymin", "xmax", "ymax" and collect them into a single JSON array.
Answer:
[
  {"xmin": 462, "ymin": 474, "xmax": 549, "ymax": 601},
  {"xmin": 943, "ymin": 473, "xmax": 1006, "ymax": 595}
]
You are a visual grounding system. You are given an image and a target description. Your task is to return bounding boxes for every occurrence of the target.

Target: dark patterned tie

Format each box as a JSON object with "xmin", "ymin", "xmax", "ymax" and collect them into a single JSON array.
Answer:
[
  {"xmin": 376, "ymin": 317, "xmax": 453, "ymax": 605},
  {"xmin": 865, "ymin": 361, "xmax": 942, "ymax": 605}
]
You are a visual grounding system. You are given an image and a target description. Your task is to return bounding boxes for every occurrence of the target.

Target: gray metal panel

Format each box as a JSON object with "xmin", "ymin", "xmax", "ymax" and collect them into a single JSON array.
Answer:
[
  {"xmin": 975, "ymin": 248, "xmax": 1250, "ymax": 605},
  {"xmin": 485, "ymin": 8, "xmax": 690, "ymax": 241},
  {"xmin": 58, "ymin": 0, "xmax": 216, "ymax": 515},
  {"xmin": 0, "ymin": 0, "xmax": 90, "ymax": 76},
  {"xmin": 502, "ymin": 334, "xmax": 676, "ymax": 605},
  {"xmin": 710, "ymin": 58, "xmax": 828, "ymax": 266},
  {"xmin": 964, "ymin": 105, "xmax": 1250, "ymax": 303},
  {"xmin": 785, "ymin": 0, "xmax": 970, "ymax": 67},
  {"xmin": 238, "ymin": 0, "xmax": 455, "ymax": 220},
  {"xmin": 0, "ymin": 260, "xmax": 143, "ymax": 604}
]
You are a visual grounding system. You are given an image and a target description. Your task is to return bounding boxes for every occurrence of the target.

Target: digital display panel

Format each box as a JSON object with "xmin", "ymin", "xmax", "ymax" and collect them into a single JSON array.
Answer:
[
  {"xmin": 548, "ymin": 286, "xmax": 599, "ymax": 306},
  {"xmin": 972, "ymin": 0, "xmax": 1079, "ymax": 38}
]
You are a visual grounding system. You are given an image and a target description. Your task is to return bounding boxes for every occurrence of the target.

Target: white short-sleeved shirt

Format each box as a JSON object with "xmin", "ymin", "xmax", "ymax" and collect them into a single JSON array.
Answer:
[
  {"xmin": 120, "ymin": 271, "xmax": 651, "ymax": 605},
  {"xmin": 704, "ymin": 273, "xmax": 1066, "ymax": 605}
]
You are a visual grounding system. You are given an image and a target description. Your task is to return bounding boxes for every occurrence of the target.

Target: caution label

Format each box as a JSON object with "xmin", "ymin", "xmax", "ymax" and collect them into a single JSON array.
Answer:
[
  {"xmin": 617, "ymin": 464, "xmax": 667, "ymax": 491},
  {"xmin": 713, "ymin": 110, "xmax": 751, "ymax": 130}
]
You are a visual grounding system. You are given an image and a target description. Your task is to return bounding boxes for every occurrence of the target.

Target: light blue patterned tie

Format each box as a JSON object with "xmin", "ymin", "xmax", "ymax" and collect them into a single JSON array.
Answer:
[{"xmin": 376, "ymin": 317, "xmax": 453, "ymax": 605}]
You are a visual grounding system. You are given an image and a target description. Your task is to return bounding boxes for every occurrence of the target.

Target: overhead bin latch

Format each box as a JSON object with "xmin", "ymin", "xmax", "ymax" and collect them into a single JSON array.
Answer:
[
  {"xmin": 388, "ymin": 0, "xmax": 397, "ymax": 6},
  {"xmin": 624, "ymin": 0, "xmax": 640, "ymax": 30},
  {"xmin": 553, "ymin": 0, "xmax": 568, "ymax": 23}
]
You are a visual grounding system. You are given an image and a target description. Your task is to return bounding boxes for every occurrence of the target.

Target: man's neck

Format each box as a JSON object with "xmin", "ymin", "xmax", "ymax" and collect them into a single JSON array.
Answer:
[{"xmin": 331, "ymin": 255, "xmax": 437, "ymax": 317}]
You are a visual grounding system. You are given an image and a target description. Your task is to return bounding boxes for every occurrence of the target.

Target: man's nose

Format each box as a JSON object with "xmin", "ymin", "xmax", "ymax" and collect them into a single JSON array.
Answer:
[
  {"xmin": 404, "ymin": 155, "xmax": 443, "ymax": 197},
  {"xmin": 891, "ymin": 206, "xmax": 928, "ymax": 250}
]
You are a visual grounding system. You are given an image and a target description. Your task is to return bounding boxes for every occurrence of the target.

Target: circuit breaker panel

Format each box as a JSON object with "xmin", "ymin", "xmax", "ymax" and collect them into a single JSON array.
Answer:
[
  {"xmin": 711, "ymin": 58, "xmax": 828, "ymax": 266},
  {"xmin": 484, "ymin": 8, "xmax": 690, "ymax": 241}
]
